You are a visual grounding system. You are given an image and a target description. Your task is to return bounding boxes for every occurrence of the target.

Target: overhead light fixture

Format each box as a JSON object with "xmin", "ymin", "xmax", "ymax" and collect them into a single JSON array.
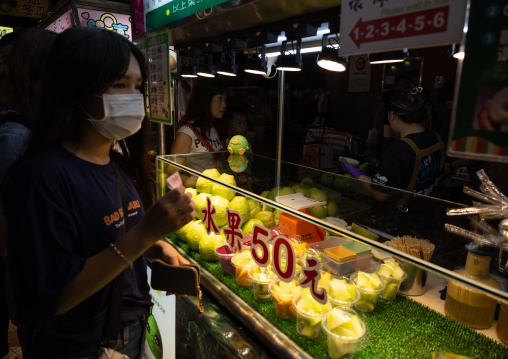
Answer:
[
  {"xmin": 181, "ymin": 56, "xmax": 198, "ymax": 78},
  {"xmin": 197, "ymin": 53, "xmax": 216, "ymax": 78},
  {"xmin": 276, "ymin": 39, "xmax": 302, "ymax": 72},
  {"xmin": 266, "ymin": 46, "xmax": 322, "ymax": 58},
  {"xmin": 316, "ymin": 34, "xmax": 346, "ymax": 72},
  {"xmin": 449, "ymin": 43, "xmax": 465, "ymax": 59},
  {"xmin": 369, "ymin": 50, "xmax": 408, "ymax": 64},
  {"xmin": 217, "ymin": 50, "xmax": 238, "ymax": 76},
  {"xmin": 244, "ymin": 46, "xmax": 268, "ymax": 75}
]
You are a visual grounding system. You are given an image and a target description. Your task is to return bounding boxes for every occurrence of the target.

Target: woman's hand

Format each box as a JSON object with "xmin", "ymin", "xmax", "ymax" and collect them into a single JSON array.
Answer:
[
  {"xmin": 148, "ymin": 240, "xmax": 190, "ymax": 297},
  {"xmin": 341, "ymin": 158, "xmax": 365, "ymax": 179},
  {"xmin": 147, "ymin": 240, "xmax": 189, "ymax": 266},
  {"xmin": 139, "ymin": 186, "xmax": 196, "ymax": 245}
]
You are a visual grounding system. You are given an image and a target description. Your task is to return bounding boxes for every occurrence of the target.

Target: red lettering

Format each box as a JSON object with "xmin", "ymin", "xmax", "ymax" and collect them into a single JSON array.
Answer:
[{"xmin": 22, "ymin": 4, "xmax": 34, "ymax": 16}]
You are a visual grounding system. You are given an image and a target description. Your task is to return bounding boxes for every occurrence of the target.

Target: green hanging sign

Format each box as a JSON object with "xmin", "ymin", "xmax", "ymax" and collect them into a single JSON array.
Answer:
[
  {"xmin": 147, "ymin": 30, "xmax": 173, "ymax": 125},
  {"xmin": 145, "ymin": 0, "xmax": 229, "ymax": 31}
]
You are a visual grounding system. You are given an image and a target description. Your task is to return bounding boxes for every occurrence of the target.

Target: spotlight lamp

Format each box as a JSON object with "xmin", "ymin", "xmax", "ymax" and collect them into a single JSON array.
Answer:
[
  {"xmin": 316, "ymin": 34, "xmax": 346, "ymax": 72},
  {"xmin": 217, "ymin": 50, "xmax": 238, "ymax": 76},
  {"xmin": 197, "ymin": 53, "xmax": 216, "ymax": 78},
  {"xmin": 181, "ymin": 56, "xmax": 198, "ymax": 78},
  {"xmin": 369, "ymin": 49, "xmax": 408, "ymax": 64},
  {"xmin": 449, "ymin": 43, "xmax": 465, "ymax": 59},
  {"xmin": 244, "ymin": 46, "xmax": 268, "ymax": 75},
  {"xmin": 276, "ymin": 39, "xmax": 303, "ymax": 72}
]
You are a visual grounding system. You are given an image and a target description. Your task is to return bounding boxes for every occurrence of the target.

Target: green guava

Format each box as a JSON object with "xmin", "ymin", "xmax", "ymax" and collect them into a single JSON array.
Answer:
[
  {"xmin": 292, "ymin": 184, "xmax": 310, "ymax": 197},
  {"xmin": 321, "ymin": 172, "xmax": 335, "ymax": 186},
  {"xmin": 196, "ymin": 168, "xmax": 220, "ymax": 194},
  {"xmin": 186, "ymin": 220, "xmax": 208, "ymax": 251},
  {"xmin": 211, "ymin": 195, "xmax": 230, "ymax": 227},
  {"xmin": 309, "ymin": 205, "xmax": 327, "ymax": 219},
  {"xmin": 212, "ymin": 173, "xmax": 237, "ymax": 201},
  {"xmin": 242, "ymin": 218, "xmax": 264, "ymax": 234},
  {"xmin": 229, "ymin": 196, "xmax": 250, "ymax": 225},
  {"xmin": 247, "ymin": 199, "xmax": 261, "ymax": 218},
  {"xmin": 309, "ymin": 188, "xmax": 328, "ymax": 202},
  {"xmin": 194, "ymin": 193, "xmax": 211, "ymax": 220},
  {"xmin": 199, "ymin": 232, "xmax": 226, "ymax": 260},
  {"xmin": 255, "ymin": 211, "xmax": 276, "ymax": 228},
  {"xmin": 327, "ymin": 200, "xmax": 339, "ymax": 217}
]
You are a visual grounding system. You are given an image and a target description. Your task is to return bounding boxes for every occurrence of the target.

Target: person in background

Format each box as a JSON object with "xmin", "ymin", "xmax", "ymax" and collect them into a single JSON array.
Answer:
[
  {"xmin": 342, "ymin": 86, "xmax": 444, "ymax": 210},
  {"xmin": 2, "ymin": 27, "xmax": 195, "ymax": 358},
  {"xmin": 170, "ymin": 78, "xmax": 228, "ymax": 175},
  {"xmin": 370, "ymin": 75, "xmax": 409, "ymax": 154},
  {"xmin": 0, "ymin": 28, "xmax": 57, "ymax": 359},
  {"xmin": 217, "ymin": 105, "xmax": 248, "ymax": 142}
]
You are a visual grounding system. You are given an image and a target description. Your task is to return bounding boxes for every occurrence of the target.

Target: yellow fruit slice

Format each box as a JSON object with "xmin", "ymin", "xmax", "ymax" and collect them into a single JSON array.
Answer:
[{"xmin": 351, "ymin": 224, "xmax": 379, "ymax": 241}]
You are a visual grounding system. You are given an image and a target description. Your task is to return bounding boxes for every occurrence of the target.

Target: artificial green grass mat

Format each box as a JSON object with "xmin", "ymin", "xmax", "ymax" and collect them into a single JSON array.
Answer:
[{"xmin": 168, "ymin": 236, "xmax": 508, "ymax": 359}]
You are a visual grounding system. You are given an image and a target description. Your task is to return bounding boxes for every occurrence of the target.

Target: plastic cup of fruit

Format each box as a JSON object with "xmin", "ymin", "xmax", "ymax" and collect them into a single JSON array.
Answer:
[
  {"xmin": 288, "ymin": 235, "xmax": 307, "ymax": 259},
  {"xmin": 327, "ymin": 277, "xmax": 360, "ymax": 309},
  {"xmin": 322, "ymin": 307, "xmax": 366, "ymax": 359},
  {"xmin": 215, "ymin": 245, "xmax": 236, "ymax": 276},
  {"xmin": 231, "ymin": 251, "xmax": 255, "ymax": 287},
  {"xmin": 303, "ymin": 244, "xmax": 329, "ymax": 265},
  {"xmin": 293, "ymin": 292, "xmax": 332, "ymax": 339},
  {"xmin": 350, "ymin": 269, "xmax": 385, "ymax": 313},
  {"xmin": 248, "ymin": 267, "xmax": 276, "ymax": 302},
  {"xmin": 268, "ymin": 279, "xmax": 301, "ymax": 320},
  {"xmin": 378, "ymin": 270, "xmax": 407, "ymax": 301}
]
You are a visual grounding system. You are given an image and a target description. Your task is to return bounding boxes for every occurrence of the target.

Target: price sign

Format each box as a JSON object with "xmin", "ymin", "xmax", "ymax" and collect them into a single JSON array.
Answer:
[
  {"xmin": 223, "ymin": 208, "xmax": 243, "ymax": 252},
  {"xmin": 201, "ymin": 196, "xmax": 220, "ymax": 235},
  {"xmin": 272, "ymin": 236, "xmax": 296, "ymax": 283},
  {"xmin": 299, "ymin": 256, "xmax": 327, "ymax": 305},
  {"xmin": 340, "ymin": 0, "xmax": 467, "ymax": 56},
  {"xmin": 250, "ymin": 224, "xmax": 270, "ymax": 267}
]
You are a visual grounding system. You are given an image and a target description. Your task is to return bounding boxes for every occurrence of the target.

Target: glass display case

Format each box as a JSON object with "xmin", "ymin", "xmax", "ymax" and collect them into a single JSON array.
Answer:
[{"xmin": 156, "ymin": 151, "xmax": 508, "ymax": 358}]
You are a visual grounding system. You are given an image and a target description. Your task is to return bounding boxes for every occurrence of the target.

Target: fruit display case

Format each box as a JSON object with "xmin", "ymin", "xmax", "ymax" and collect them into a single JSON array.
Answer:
[{"xmin": 156, "ymin": 151, "xmax": 508, "ymax": 358}]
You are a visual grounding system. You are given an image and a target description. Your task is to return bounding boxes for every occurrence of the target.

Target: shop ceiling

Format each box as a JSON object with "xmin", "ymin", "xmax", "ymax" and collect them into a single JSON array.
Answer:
[
  {"xmin": 0, "ymin": 0, "xmax": 130, "ymax": 29},
  {"xmin": 163, "ymin": 0, "xmax": 340, "ymax": 52}
]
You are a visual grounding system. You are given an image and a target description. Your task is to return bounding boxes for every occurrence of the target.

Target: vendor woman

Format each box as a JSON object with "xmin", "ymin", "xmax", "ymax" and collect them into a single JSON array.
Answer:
[
  {"xmin": 170, "ymin": 78, "xmax": 228, "ymax": 174},
  {"xmin": 342, "ymin": 86, "xmax": 444, "ymax": 212}
]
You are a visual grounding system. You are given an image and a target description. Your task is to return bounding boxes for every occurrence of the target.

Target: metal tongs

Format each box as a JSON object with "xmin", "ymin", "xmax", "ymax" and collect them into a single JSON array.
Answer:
[
  {"xmin": 445, "ymin": 169, "xmax": 507, "ymax": 248},
  {"xmin": 446, "ymin": 169, "xmax": 508, "ymax": 220}
]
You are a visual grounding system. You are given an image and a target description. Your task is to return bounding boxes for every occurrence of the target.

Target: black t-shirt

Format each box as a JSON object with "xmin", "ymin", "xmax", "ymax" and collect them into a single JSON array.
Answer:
[
  {"xmin": 371, "ymin": 129, "xmax": 443, "ymax": 196},
  {"xmin": 4, "ymin": 145, "xmax": 151, "ymax": 356}
]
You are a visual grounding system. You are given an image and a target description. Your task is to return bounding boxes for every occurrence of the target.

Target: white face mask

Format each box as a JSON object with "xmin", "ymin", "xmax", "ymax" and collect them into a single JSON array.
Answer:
[{"xmin": 86, "ymin": 93, "xmax": 145, "ymax": 140}]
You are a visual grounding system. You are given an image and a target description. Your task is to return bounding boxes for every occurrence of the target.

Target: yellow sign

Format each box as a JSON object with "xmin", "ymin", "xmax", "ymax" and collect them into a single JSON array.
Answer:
[{"xmin": 0, "ymin": 0, "xmax": 49, "ymax": 18}]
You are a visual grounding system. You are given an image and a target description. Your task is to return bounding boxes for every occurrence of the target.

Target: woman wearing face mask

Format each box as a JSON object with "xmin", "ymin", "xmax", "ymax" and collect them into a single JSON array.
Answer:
[
  {"xmin": 170, "ymin": 78, "xmax": 228, "ymax": 174},
  {"xmin": 2, "ymin": 28, "xmax": 195, "ymax": 358}
]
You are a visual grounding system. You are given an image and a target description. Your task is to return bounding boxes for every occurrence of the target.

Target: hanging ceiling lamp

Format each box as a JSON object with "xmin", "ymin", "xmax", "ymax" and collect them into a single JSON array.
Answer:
[
  {"xmin": 244, "ymin": 46, "xmax": 268, "ymax": 75},
  {"xmin": 276, "ymin": 39, "xmax": 303, "ymax": 72},
  {"xmin": 197, "ymin": 54, "xmax": 216, "ymax": 77},
  {"xmin": 316, "ymin": 34, "xmax": 346, "ymax": 72},
  {"xmin": 369, "ymin": 49, "xmax": 408, "ymax": 64},
  {"xmin": 449, "ymin": 43, "xmax": 465, "ymax": 59},
  {"xmin": 217, "ymin": 50, "xmax": 238, "ymax": 76},
  {"xmin": 181, "ymin": 56, "xmax": 198, "ymax": 78}
]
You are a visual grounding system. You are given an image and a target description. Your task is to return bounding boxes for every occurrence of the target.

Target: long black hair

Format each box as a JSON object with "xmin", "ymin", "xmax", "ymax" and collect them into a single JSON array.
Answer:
[
  {"xmin": 25, "ymin": 27, "xmax": 155, "ymax": 207},
  {"xmin": 7, "ymin": 27, "xmax": 57, "ymax": 120},
  {"xmin": 178, "ymin": 78, "xmax": 227, "ymax": 138},
  {"xmin": 387, "ymin": 86, "xmax": 428, "ymax": 124}
]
